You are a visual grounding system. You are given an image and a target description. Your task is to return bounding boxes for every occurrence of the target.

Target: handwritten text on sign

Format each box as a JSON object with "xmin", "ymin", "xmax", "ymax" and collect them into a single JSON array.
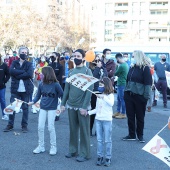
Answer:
[{"xmin": 66, "ymin": 73, "xmax": 98, "ymax": 91}]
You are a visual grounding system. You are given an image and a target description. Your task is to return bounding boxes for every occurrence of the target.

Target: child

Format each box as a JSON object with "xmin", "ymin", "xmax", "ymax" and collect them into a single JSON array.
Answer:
[
  {"xmin": 88, "ymin": 77, "xmax": 114, "ymax": 167},
  {"xmin": 28, "ymin": 66, "xmax": 63, "ymax": 155}
]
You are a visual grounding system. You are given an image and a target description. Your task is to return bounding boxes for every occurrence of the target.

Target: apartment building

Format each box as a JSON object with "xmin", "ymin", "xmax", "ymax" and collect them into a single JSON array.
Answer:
[{"xmin": 90, "ymin": 0, "xmax": 170, "ymax": 47}]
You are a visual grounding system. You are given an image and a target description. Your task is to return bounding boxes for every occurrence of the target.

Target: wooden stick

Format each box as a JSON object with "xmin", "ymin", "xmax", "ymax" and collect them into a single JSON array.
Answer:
[
  {"xmin": 86, "ymin": 89, "xmax": 97, "ymax": 95},
  {"xmin": 14, "ymin": 98, "xmax": 29, "ymax": 105}
]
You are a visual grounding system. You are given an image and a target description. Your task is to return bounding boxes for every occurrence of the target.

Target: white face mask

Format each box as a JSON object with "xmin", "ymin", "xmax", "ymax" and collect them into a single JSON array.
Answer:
[
  {"xmin": 41, "ymin": 57, "xmax": 45, "ymax": 62},
  {"xmin": 124, "ymin": 58, "xmax": 128, "ymax": 62},
  {"xmin": 106, "ymin": 54, "xmax": 111, "ymax": 60}
]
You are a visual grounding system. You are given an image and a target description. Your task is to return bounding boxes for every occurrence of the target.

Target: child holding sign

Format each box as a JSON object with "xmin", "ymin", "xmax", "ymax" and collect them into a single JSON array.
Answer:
[
  {"xmin": 28, "ymin": 66, "xmax": 63, "ymax": 155},
  {"xmin": 88, "ymin": 77, "xmax": 114, "ymax": 167}
]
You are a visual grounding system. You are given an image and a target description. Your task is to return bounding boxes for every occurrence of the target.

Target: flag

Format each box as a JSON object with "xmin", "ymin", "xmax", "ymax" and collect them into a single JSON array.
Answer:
[
  {"xmin": 165, "ymin": 71, "xmax": 170, "ymax": 88},
  {"xmin": 142, "ymin": 134, "xmax": 170, "ymax": 167},
  {"xmin": 4, "ymin": 99, "xmax": 23, "ymax": 115},
  {"xmin": 66, "ymin": 73, "xmax": 98, "ymax": 91}
]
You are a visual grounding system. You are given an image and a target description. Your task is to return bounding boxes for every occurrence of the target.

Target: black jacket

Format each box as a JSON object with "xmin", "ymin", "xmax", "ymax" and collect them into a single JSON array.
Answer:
[
  {"xmin": 93, "ymin": 67, "xmax": 108, "ymax": 91},
  {"xmin": 0, "ymin": 63, "xmax": 10, "ymax": 89},
  {"xmin": 9, "ymin": 59, "xmax": 34, "ymax": 94},
  {"xmin": 48, "ymin": 62, "xmax": 63, "ymax": 86}
]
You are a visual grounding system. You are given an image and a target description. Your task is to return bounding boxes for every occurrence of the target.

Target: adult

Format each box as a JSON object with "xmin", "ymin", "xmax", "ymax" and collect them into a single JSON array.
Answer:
[
  {"xmin": 61, "ymin": 49, "xmax": 93, "ymax": 162},
  {"xmin": 48, "ymin": 52, "xmax": 63, "ymax": 86},
  {"xmin": 3, "ymin": 46, "xmax": 34, "ymax": 132},
  {"xmin": 113, "ymin": 53, "xmax": 128, "ymax": 119},
  {"xmin": 152, "ymin": 54, "xmax": 170, "ymax": 108},
  {"xmin": 101, "ymin": 49, "xmax": 116, "ymax": 86},
  {"xmin": 60, "ymin": 51, "xmax": 74, "ymax": 89},
  {"xmin": 123, "ymin": 53, "xmax": 131, "ymax": 68},
  {"xmin": 8, "ymin": 51, "xmax": 19, "ymax": 68},
  {"xmin": 90, "ymin": 57, "xmax": 107, "ymax": 136},
  {"xmin": 0, "ymin": 54, "xmax": 10, "ymax": 120},
  {"xmin": 122, "ymin": 50, "xmax": 152, "ymax": 143}
]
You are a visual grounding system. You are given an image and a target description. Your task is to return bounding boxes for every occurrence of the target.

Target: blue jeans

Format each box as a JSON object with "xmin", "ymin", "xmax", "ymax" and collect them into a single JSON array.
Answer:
[
  {"xmin": 96, "ymin": 120, "xmax": 112, "ymax": 159},
  {"xmin": 117, "ymin": 85, "xmax": 126, "ymax": 114},
  {"xmin": 0, "ymin": 88, "xmax": 6, "ymax": 116},
  {"xmin": 8, "ymin": 92, "xmax": 29, "ymax": 127}
]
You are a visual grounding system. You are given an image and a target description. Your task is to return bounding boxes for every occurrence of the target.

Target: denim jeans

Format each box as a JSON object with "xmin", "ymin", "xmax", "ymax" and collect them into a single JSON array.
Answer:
[
  {"xmin": 0, "ymin": 88, "xmax": 6, "ymax": 116},
  {"xmin": 96, "ymin": 120, "xmax": 112, "ymax": 159},
  {"xmin": 38, "ymin": 109, "xmax": 56, "ymax": 147},
  {"xmin": 8, "ymin": 92, "xmax": 29, "ymax": 127},
  {"xmin": 117, "ymin": 85, "xmax": 126, "ymax": 114}
]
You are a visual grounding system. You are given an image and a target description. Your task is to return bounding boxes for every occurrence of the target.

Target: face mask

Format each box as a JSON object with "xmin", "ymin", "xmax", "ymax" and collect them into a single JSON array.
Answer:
[
  {"xmin": 65, "ymin": 56, "xmax": 69, "ymax": 60},
  {"xmin": 41, "ymin": 57, "xmax": 45, "ymax": 62},
  {"xmin": 162, "ymin": 58, "xmax": 166, "ymax": 62},
  {"xmin": 50, "ymin": 56, "xmax": 56, "ymax": 62},
  {"xmin": 40, "ymin": 73, "xmax": 44, "ymax": 80},
  {"xmin": 74, "ymin": 58, "xmax": 82, "ymax": 66},
  {"xmin": 13, "ymin": 53, "xmax": 17, "ymax": 57},
  {"xmin": 124, "ymin": 58, "xmax": 128, "ymax": 62},
  {"xmin": 20, "ymin": 54, "xmax": 27, "ymax": 60},
  {"xmin": 131, "ymin": 58, "xmax": 136, "ymax": 64},
  {"xmin": 106, "ymin": 54, "xmax": 111, "ymax": 60},
  {"xmin": 98, "ymin": 86, "xmax": 105, "ymax": 93}
]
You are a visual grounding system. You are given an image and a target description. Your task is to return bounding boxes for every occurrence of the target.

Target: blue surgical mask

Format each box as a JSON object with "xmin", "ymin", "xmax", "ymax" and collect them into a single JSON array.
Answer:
[
  {"xmin": 98, "ymin": 86, "xmax": 105, "ymax": 93},
  {"xmin": 106, "ymin": 54, "xmax": 111, "ymax": 60},
  {"xmin": 131, "ymin": 58, "xmax": 136, "ymax": 64},
  {"xmin": 65, "ymin": 56, "xmax": 69, "ymax": 60}
]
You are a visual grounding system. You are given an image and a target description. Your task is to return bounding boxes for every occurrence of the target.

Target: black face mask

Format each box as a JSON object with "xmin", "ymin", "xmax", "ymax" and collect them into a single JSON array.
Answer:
[
  {"xmin": 50, "ymin": 56, "xmax": 56, "ymax": 62},
  {"xmin": 74, "ymin": 58, "xmax": 82, "ymax": 65},
  {"xmin": 20, "ymin": 54, "xmax": 27, "ymax": 60},
  {"xmin": 162, "ymin": 58, "xmax": 166, "ymax": 62}
]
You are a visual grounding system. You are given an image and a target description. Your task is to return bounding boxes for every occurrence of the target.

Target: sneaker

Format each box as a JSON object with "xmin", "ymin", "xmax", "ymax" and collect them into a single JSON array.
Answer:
[
  {"xmin": 65, "ymin": 152, "xmax": 77, "ymax": 158},
  {"xmin": 122, "ymin": 135, "xmax": 136, "ymax": 141},
  {"xmin": 49, "ymin": 146, "xmax": 57, "ymax": 155},
  {"xmin": 164, "ymin": 103, "xmax": 167, "ymax": 108},
  {"xmin": 33, "ymin": 146, "xmax": 45, "ymax": 154},
  {"xmin": 147, "ymin": 106, "xmax": 151, "ymax": 112},
  {"xmin": 112, "ymin": 112, "xmax": 120, "ymax": 118},
  {"xmin": 115, "ymin": 114, "xmax": 126, "ymax": 119},
  {"xmin": 3, "ymin": 125, "xmax": 13, "ymax": 132},
  {"xmin": 55, "ymin": 116, "xmax": 60, "ymax": 121},
  {"xmin": 2, "ymin": 115, "xmax": 9, "ymax": 121},
  {"xmin": 76, "ymin": 156, "xmax": 88, "ymax": 162},
  {"xmin": 138, "ymin": 136, "xmax": 145, "ymax": 143},
  {"xmin": 104, "ymin": 158, "xmax": 111, "ymax": 167},
  {"xmin": 96, "ymin": 157, "xmax": 103, "ymax": 166},
  {"xmin": 22, "ymin": 126, "xmax": 28, "ymax": 133}
]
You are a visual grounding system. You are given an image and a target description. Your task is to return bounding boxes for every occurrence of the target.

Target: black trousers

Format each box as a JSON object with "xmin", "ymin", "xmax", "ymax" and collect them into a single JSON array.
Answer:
[
  {"xmin": 124, "ymin": 92, "xmax": 147, "ymax": 138},
  {"xmin": 90, "ymin": 93, "xmax": 97, "ymax": 132}
]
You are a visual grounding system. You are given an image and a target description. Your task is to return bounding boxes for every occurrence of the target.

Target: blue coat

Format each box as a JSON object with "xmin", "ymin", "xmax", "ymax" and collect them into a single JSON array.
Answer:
[{"xmin": 9, "ymin": 59, "xmax": 34, "ymax": 94}]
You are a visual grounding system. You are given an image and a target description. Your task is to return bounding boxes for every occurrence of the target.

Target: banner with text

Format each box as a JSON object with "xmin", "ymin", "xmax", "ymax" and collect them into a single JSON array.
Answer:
[{"xmin": 66, "ymin": 73, "xmax": 98, "ymax": 91}]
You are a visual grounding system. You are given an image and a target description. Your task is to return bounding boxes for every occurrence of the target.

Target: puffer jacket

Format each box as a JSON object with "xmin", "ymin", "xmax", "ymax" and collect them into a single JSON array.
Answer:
[{"xmin": 9, "ymin": 59, "xmax": 34, "ymax": 94}]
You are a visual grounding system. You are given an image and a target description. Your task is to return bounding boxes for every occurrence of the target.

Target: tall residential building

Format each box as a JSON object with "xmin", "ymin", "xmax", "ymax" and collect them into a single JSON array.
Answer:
[{"xmin": 90, "ymin": 0, "xmax": 170, "ymax": 48}]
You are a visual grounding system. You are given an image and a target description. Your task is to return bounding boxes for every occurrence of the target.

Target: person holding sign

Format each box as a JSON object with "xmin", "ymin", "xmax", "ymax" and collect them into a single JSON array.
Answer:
[
  {"xmin": 4, "ymin": 47, "xmax": 34, "ymax": 133},
  {"xmin": 61, "ymin": 49, "xmax": 93, "ymax": 162}
]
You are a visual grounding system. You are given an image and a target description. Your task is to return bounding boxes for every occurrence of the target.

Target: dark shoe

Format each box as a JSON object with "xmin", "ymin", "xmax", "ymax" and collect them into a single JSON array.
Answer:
[
  {"xmin": 164, "ymin": 103, "xmax": 167, "ymax": 108},
  {"xmin": 147, "ymin": 106, "xmax": 151, "ymax": 112},
  {"xmin": 96, "ymin": 157, "xmax": 103, "ymax": 166},
  {"xmin": 3, "ymin": 125, "xmax": 13, "ymax": 132},
  {"xmin": 55, "ymin": 116, "xmax": 60, "ymax": 121},
  {"xmin": 65, "ymin": 152, "xmax": 77, "ymax": 158},
  {"xmin": 138, "ymin": 136, "xmax": 145, "ymax": 143},
  {"xmin": 122, "ymin": 135, "xmax": 136, "ymax": 141},
  {"xmin": 76, "ymin": 156, "xmax": 88, "ymax": 162},
  {"xmin": 104, "ymin": 158, "xmax": 111, "ymax": 167},
  {"xmin": 22, "ymin": 126, "xmax": 28, "ymax": 133},
  {"xmin": 152, "ymin": 101, "xmax": 157, "ymax": 107}
]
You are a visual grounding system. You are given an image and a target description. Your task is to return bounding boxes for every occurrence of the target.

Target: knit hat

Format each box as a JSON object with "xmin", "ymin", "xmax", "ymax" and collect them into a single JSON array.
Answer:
[{"xmin": 75, "ymin": 49, "xmax": 85, "ymax": 58}]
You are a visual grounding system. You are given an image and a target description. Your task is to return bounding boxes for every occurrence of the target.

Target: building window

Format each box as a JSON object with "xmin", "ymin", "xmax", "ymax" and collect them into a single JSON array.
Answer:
[
  {"xmin": 105, "ymin": 20, "xmax": 112, "ymax": 26},
  {"xmin": 114, "ymin": 21, "xmax": 127, "ymax": 29},
  {"xmin": 150, "ymin": 2, "xmax": 168, "ymax": 6},
  {"xmin": 150, "ymin": 10, "xmax": 168, "ymax": 15},
  {"xmin": 115, "ymin": 3, "xmax": 128, "ymax": 7},
  {"xmin": 115, "ymin": 10, "xmax": 128, "ymax": 15},
  {"xmin": 105, "ymin": 3, "xmax": 113, "ymax": 15},
  {"xmin": 105, "ymin": 29, "xmax": 112, "ymax": 35},
  {"xmin": 105, "ymin": 38, "xmax": 112, "ymax": 42}
]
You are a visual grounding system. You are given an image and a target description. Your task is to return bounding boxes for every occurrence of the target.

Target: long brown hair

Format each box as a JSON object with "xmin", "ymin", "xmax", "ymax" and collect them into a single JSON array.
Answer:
[
  {"xmin": 42, "ymin": 66, "xmax": 58, "ymax": 84},
  {"xmin": 102, "ymin": 77, "xmax": 114, "ymax": 95}
]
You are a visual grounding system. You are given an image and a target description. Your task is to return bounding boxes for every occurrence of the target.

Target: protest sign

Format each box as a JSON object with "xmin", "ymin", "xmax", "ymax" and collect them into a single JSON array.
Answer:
[{"xmin": 66, "ymin": 73, "xmax": 98, "ymax": 91}]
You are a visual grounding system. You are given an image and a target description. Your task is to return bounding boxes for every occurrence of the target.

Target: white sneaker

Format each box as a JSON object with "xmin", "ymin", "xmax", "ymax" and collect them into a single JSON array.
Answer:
[
  {"xmin": 33, "ymin": 146, "xmax": 45, "ymax": 154},
  {"xmin": 2, "ymin": 115, "xmax": 9, "ymax": 121},
  {"xmin": 49, "ymin": 146, "xmax": 57, "ymax": 155}
]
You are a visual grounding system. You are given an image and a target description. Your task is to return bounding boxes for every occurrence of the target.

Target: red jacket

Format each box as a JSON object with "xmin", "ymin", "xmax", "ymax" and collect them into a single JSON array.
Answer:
[{"xmin": 9, "ymin": 56, "xmax": 19, "ymax": 68}]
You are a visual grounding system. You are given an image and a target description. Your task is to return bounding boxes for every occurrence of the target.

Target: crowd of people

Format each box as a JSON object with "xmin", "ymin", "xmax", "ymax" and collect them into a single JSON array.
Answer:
[{"xmin": 0, "ymin": 46, "xmax": 169, "ymax": 167}]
